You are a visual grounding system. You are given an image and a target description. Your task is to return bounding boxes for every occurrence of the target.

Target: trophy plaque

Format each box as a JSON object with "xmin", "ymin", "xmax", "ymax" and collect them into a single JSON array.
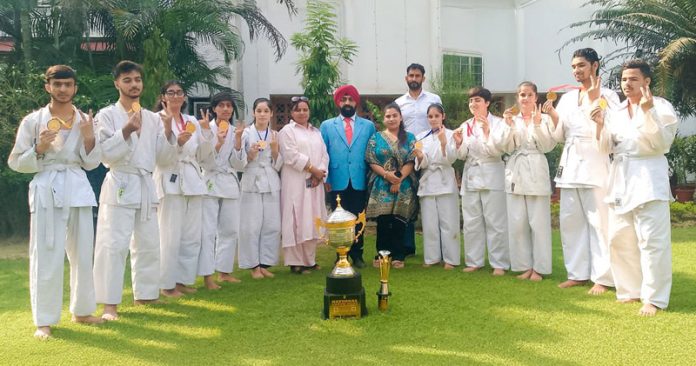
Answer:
[{"xmin": 315, "ymin": 195, "xmax": 368, "ymax": 319}]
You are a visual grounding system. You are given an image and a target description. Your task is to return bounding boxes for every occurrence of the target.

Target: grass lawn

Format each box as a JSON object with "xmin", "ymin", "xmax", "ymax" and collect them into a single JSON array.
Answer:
[{"xmin": 1, "ymin": 228, "xmax": 695, "ymax": 365}]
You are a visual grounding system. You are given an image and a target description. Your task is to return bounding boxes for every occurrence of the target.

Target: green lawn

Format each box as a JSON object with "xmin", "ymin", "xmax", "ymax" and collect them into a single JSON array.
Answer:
[{"xmin": 1, "ymin": 229, "xmax": 695, "ymax": 365}]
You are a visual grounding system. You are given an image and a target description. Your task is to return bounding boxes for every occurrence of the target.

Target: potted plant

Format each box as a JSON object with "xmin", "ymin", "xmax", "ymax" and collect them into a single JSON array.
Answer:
[{"xmin": 668, "ymin": 135, "xmax": 696, "ymax": 202}]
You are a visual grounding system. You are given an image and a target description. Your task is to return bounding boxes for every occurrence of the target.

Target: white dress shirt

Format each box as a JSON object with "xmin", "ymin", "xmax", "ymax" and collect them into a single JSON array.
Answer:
[{"xmin": 395, "ymin": 90, "xmax": 442, "ymax": 136}]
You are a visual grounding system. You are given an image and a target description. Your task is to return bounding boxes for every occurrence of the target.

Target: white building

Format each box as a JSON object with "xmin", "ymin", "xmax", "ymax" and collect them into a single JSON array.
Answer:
[{"xmin": 204, "ymin": 0, "xmax": 695, "ymax": 133}]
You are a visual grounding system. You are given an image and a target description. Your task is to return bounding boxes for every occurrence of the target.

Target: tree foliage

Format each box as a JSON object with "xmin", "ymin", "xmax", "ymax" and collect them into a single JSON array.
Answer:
[
  {"xmin": 562, "ymin": 0, "xmax": 696, "ymax": 116},
  {"xmin": 290, "ymin": 0, "xmax": 357, "ymax": 126}
]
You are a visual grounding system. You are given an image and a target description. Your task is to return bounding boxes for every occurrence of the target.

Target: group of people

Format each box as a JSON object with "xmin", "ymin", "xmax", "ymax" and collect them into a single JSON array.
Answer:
[{"xmin": 9, "ymin": 47, "xmax": 678, "ymax": 339}]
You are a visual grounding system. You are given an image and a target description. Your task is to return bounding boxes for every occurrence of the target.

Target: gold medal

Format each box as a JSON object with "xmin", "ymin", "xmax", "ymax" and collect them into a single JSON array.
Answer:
[
  {"xmin": 415, "ymin": 141, "xmax": 423, "ymax": 150},
  {"xmin": 47, "ymin": 118, "xmax": 62, "ymax": 131},
  {"xmin": 598, "ymin": 98, "xmax": 608, "ymax": 110},
  {"xmin": 185, "ymin": 121, "xmax": 196, "ymax": 133},
  {"xmin": 258, "ymin": 140, "xmax": 267, "ymax": 149},
  {"xmin": 546, "ymin": 91, "xmax": 557, "ymax": 102},
  {"xmin": 130, "ymin": 102, "xmax": 141, "ymax": 113},
  {"xmin": 218, "ymin": 120, "xmax": 229, "ymax": 132},
  {"xmin": 510, "ymin": 105, "xmax": 520, "ymax": 115}
]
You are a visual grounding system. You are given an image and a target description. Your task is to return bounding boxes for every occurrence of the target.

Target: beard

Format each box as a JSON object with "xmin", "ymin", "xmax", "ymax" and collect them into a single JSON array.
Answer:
[
  {"xmin": 340, "ymin": 105, "xmax": 356, "ymax": 117},
  {"xmin": 408, "ymin": 81, "xmax": 421, "ymax": 90}
]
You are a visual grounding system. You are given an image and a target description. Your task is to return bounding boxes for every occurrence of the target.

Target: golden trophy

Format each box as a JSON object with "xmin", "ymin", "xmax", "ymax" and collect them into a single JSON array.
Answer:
[
  {"xmin": 376, "ymin": 250, "xmax": 392, "ymax": 312},
  {"xmin": 315, "ymin": 195, "xmax": 368, "ymax": 319}
]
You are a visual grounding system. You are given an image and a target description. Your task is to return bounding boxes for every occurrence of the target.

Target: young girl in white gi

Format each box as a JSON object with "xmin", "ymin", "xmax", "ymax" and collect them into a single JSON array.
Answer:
[
  {"xmin": 8, "ymin": 65, "xmax": 104, "ymax": 338},
  {"xmin": 453, "ymin": 87, "xmax": 510, "ymax": 276},
  {"xmin": 154, "ymin": 81, "xmax": 215, "ymax": 297},
  {"xmin": 495, "ymin": 81, "xmax": 556, "ymax": 281},
  {"xmin": 232, "ymin": 98, "xmax": 283, "ymax": 279},
  {"xmin": 198, "ymin": 92, "xmax": 244, "ymax": 289},
  {"xmin": 414, "ymin": 103, "xmax": 460, "ymax": 269}
]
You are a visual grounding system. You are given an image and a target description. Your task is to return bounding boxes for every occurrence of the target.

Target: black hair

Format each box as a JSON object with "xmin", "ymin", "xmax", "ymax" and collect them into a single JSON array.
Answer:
[
  {"xmin": 209, "ymin": 91, "xmax": 238, "ymax": 121},
  {"xmin": 572, "ymin": 48, "xmax": 601, "ymax": 76},
  {"xmin": 467, "ymin": 86, "xmax": 492, "ymax": 103},
  {"xmin": 517, "ymin": 81, "xmax": 538, "ymax": 95},
  {"xmin": 290, "ymin": 98, "xmax": 310, "ymax": 112},
  {"xmin": 622, "ymin": 59, "xmax": 652, "ymax": 79},
  {"xmin": 406, "ymin": 63, "xmax": 426, "ymax": 75},
  {"xmin": 252, "ymin": 97, "xmax": 273, "ymax": 126},
  {"xmin": 384, "ymin": 102, "xmax": 407, "ymax": 146},
  {"xmin": 45, "ymin": 65, "xmax": 76, "ymax": 82},
  {"xmin": 153, "ymin": 80, "xmax": 187, "ymax": 112},
  {"xmin": 112, "ymin": 60, "xmax": 143, "ymax": 79},
  {"xmin": 427, "ymin": 103, "xmax": 446, "ymax": 122}
]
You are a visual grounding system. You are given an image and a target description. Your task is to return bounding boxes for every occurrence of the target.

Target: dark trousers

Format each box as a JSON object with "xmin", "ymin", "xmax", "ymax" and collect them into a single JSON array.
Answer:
[
  {"xmin": 329, "ymin": 183, "xmax": 367, "ymax": 262},
  {"xmin": 375, "ymin": 215, "xmax": 406, "ymax": 261},
  {"xmin": 404, "ymin": 222, "xmax": 416, "ymax": 255}
]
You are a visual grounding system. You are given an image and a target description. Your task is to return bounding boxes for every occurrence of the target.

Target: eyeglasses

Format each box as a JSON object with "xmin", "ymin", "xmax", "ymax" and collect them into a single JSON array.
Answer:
[
  {"xmin": 165, "ymin": 90, "xmax": 186, "ymax": 97},
  {"xmin": 291, "ymin": 96, "xmax": 309, "ymax": 103}
]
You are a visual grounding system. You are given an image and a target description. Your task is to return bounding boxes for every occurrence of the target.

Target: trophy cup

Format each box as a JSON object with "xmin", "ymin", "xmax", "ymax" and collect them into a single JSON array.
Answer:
[
  {"xmin": 315, "ymin": 195, "xmax": 368, "ymax": 319},
  {"xmin": 376, "ymin": 250, "xmax": 392, "ymax": 312}
]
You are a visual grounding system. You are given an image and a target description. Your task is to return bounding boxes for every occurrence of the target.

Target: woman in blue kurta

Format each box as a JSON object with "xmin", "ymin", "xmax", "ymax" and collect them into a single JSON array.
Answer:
[{"xmin": 365, "ymin": 102, "xmax": 418, "ymax": 268}]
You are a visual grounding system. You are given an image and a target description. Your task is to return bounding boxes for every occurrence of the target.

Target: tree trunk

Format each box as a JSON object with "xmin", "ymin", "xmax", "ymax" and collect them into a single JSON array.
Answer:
[{"xmin": 20, "ymin": 8, "xmax": 31, "ymax": 62}]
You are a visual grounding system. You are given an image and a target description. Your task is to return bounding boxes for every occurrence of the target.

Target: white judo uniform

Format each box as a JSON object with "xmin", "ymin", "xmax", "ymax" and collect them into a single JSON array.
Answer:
[
  {"xmin": 456, "ymin": 114, "xmax": 510, "ymax": 270},
  {"xmin": 494, "ymin": 114, "xmax": 556, "ymax": 275},
  {"xmin": 198, "ymin": 119, "xmax": 244, "ymax": 276},
  {"xmin": 414, "ymin": 128, "xmax": 461, "ymax": 266},
  {"xmin": 599, "ymin": 97, "xmax": 678, "ymax": 309},
  {"xmin": 155, "ymin": 114, "xmax": 214, "ymax": 289},
  {"xmin": 552, "ymin": 89, "xmax": 619, "ymax": 286},
  {"xmin": 232, "ymin": 125, "xmax": 283, "ymax": 269},
  {"xmin": 93, "ymin": 103, "xmax": 177, "ymax": 304},
  {"xmin": 8, "ymin": 106, "xmax": 101, "ymax": 327}
]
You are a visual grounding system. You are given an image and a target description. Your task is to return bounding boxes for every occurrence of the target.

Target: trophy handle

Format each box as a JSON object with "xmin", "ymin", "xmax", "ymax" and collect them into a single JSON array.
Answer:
[
  {"xmin": 315, "ymin": 218, "xmax": 328, "ymax": 244},
  {"xmin": 354, "ymin": 211, "xmax": 367, "ymax": 242}
]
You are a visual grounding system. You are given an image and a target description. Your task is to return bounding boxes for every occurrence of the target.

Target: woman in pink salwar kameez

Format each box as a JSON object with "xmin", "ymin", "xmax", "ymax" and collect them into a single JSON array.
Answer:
[{"xmin": 278, "ymin": 97, "xmax": 329, "ymax": 274}]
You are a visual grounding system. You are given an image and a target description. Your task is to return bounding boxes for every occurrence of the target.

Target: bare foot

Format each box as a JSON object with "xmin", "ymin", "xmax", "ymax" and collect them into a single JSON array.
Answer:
[
  {"xmin": 443, "ymin": 263, "xmax": 455, "ymax": 270},
  {"xmin": 259, "ymin": 267, "xmax": 275, "ymax": 278},
  {"xmin": 492, "ymin": 268, "xmax": 506, "ymax": 276},
  {"xmin": 617, "ymin": 298, "xmax": 640, "ymax": 304},
  {"xmin": 101, "ymin": 304, "xmax": 119, "ymax": 321},
  {"xmin": 639, "ymin": 303, "xmax": 659, "ymax": 316},
  {"xmin": 176, "ymin": 284, "xmax": 198, "ymax": 294},
  {"xmin": 529, "ymin": 271, "xmax": 543, "ymax": 282},
  {"xmin": 251, "ymin": 268, "xmax": 264, "ymax": 279},
  {"xmin": 462, "ymin": 266, "xmax": 481, "ymax": 273},
  {"xmin": 422, "ymin": 263, "xmax": 435, "ymax": 268},
  {"xmin": 516, "ymin": 269, "xmax": 533, "ymax": 280},
  {"xmin": 161, "ymin": 289, "xmax": 184, "ymax": 298},
  {"xmin": 392, "ymin": 260, "xmax": 405, "ymax": 269},
  {"xmin": 558, "ymin": 279, "xmax": 587, "ymax": 289},
  {"xmin": 204, "ymin": 277, "xmax": 221, "ymax": 290},
  {"xmin": 34, "ymin": 326, "xmax": 51, "ymax": 340},
  {"xmin": 72, "ymin": 315, "xmax": 105, "ymax": 324},
  {"xmin": 134, "ymin": 299, "xmax": 164, "ymax": 305},
  {"xmin": 588, "ymin": 283, "xmax": 608, "ymax": 295},
  {"xmin": 373, "ymin": 259, "xmax": 381, "ymax": 268},
  {"xmin": 218, "ymin": 273, "xmax": 241, "ymax": 283}
]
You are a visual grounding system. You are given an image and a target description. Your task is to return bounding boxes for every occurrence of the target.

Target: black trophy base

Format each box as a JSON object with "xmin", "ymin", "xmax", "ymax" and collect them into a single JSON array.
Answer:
[{"xmin": 323, "ymin": 272, "xmax": 368, "ymax": 319}]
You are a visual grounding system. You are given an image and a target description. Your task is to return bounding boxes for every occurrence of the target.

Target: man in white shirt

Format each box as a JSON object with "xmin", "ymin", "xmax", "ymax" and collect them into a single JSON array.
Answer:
[
  {"xmin": 395, "ymin": 63, "xmax": 442, "ymax": 256},
  {"xmin": 93, "ymin": 61, "xmax": 177, "ymax": 320},
  {"xmin": 8, "ymin": 65, "xmax": 104, "ymax": 339},
  {"xmin": 592, "ymin": 60, "xmax": 678, "ymax": 316}
]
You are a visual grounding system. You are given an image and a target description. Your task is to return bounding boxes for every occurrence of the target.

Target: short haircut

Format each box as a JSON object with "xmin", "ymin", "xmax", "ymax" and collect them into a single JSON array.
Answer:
[
  {"xmin": 468, "ymin": 86, "xmax": 492, "ymax": 103},
  {"xmin": 406, "ymin": 63, "xmax": 426, "ymax": 75},
  {"xmin": 572, "ymin": 48, "xmax": 601, "ymax": 75},
  {"xmin": 622, "ymin": 59, "xmax": 652, "ymax": 79},
  {"xmin": 45, "ymin": 65, "xmax": 76, "ymax": 83},
  {"xmin": 112, "ymin": 60, "xmax": 143, "ymax": 79}
]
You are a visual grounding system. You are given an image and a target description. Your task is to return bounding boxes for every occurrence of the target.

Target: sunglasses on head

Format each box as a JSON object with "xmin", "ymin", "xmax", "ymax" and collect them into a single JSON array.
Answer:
[{"xmin": 291, "ymin": 96, "xmax": 309, "ymax": 103}]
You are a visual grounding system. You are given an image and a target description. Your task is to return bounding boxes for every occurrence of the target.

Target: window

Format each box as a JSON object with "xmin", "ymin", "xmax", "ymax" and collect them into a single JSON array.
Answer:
[{"xmin": 442, "ymin": 54, "xmax": 483, "ymax": 89}]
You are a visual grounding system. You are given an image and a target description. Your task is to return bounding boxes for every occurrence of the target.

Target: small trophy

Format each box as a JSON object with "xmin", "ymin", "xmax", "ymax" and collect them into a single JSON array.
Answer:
[
  {"xmin": 315, "ymin": 195, "xmax": 368, "ymax": 319},
  {"xmin": 376, "ymin": 250, "xmax": 392, "ymax": 312}
]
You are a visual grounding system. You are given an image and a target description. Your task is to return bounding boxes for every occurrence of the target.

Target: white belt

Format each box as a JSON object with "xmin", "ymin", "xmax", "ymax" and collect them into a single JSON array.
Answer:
[
  {"xmin": 40, "ymin": 163, "xmax": 80, "ymax": 249},
  {"xmin": 111, "ymin": 165, "xmax": 153, "ymax": 221}
]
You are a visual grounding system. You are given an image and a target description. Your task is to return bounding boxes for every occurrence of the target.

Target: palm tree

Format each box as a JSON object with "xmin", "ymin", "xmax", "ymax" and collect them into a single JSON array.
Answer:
[{"xmin": 563, "ymin": 0, "xmax": 696, "ymax": 116}]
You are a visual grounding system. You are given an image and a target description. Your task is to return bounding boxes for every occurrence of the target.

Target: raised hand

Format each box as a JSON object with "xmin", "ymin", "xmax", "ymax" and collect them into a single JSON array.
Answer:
[
  {"xmin": 233, "ymin": 121, "xmax": 244, "ymax": 151},
  {"xmin": 532, "ymin": 103, "xmax": 542, "ymax": 125},
  {"xmin": 437, "ymin": 127, "xmax": 448, "ymax": 146},
  {"xmin": 452, "ymin": 128, "xmax": 464, "ymax": 146},
  {"xmin": 589, "ymin": 105, "xmax": 604, "ymax": 125},
  {"xmin": 587, "ymin": 74, "xmax": 602, "ymax": 102},
  {"xmin": 476, "ymin": 114, "xmax": 490, "ymax": 137},
  {"xmin": 503, "ymin": 107, "xmax": 515, "ymax": 126},
  {"xmin": 78, "ymin": 109, "xmax": 95, "ymax": 139},
  {"xmin": 640, "ymin": 85, "xmax": 654, "ymax": 113},
  {"xmin": 122, "ymin": 109, "xmax": 142, "ymax": 138},
  {"xmin": 270, "ymin": 131, "xmax": 279, "ymax": 158},
  {"xmin": 177, "ymin": 131, "xmax": 192, "ymax": 147},
  {"xmin": 198, "ymin": 108, "xmax": 211, "ymax": 130},
  {"xmin": 36, "ymin": 129, "xmax": 58, "ymax": 155},
  {"xmin": 247, "ymin": 142, "xmax": 260, "ymax": 161}
]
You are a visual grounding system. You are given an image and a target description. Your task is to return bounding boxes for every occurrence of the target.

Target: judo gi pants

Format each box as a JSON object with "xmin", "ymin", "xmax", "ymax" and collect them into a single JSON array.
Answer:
[
  {"xmin": 30, "ymin": 206, "xmax": 96, "ymax": 326},
  {"xmin": 461, "ymin": 189, "xmax": 509, "ymax": 269},
  {"xmin": 94, "ymin": 204, "xmax": 160, "ymax": 304},
  {"xmin": 421, "ymin": 193, "xmax": 461, "ymax": 266},
  {"xmin": 609, "ymin": 200, "xmax": 672, "ymax": 309},
  {"xmin": 198, "ymin": 196, "xmax": 240, "ymax": 276},
  {"xmin": 560, "ymin": 187, "xmax": 613, "ymax": 286},
  {"xmin": 507, "ymin": 194, "xmax": 552, "ymax": 275},
  {"xmin": 159, "ymin": 195, "xmax": 202, "ymax": 289},
  {"xmin": 238, "ymin": 191, "xmax": 281, "ymax": 269}
]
